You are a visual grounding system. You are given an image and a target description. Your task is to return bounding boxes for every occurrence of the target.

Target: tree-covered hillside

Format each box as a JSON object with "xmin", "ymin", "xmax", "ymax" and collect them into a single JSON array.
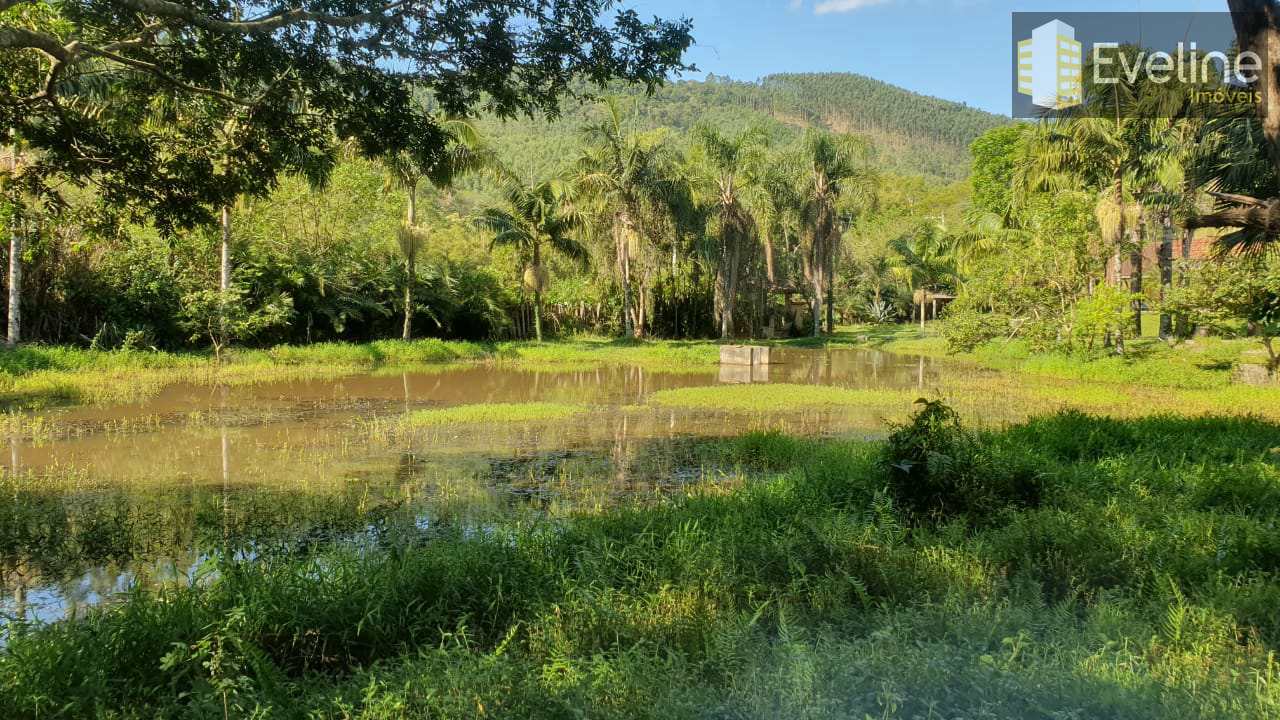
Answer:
[{"xmin": 478, "ymin": 73, "xmax": 1009, "ymax": 182}]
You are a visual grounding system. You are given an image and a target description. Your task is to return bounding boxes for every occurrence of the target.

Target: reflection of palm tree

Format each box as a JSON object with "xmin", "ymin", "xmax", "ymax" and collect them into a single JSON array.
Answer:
[{"xmin": 220, "ymin": 385, "xmax": 231, "ymax": 548}]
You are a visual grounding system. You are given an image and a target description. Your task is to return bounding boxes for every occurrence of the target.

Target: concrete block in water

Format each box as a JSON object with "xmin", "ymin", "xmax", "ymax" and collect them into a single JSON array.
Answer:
[
  {"xmin": 719, "ymin": 345, "xmax": 773, "ymax": 366},
  {"xmin": 720, "ymin": 345, "xmax": 754, "ymax": 365}
]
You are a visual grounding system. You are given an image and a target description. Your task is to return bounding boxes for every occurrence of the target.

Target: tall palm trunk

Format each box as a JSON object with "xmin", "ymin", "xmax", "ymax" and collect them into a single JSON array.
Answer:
[
  {"xmin": 6, "ymin": 218, "xmax": 20, "ymax": 349},
  {"xmin": 764, "ymin": 233, "xmax": 776, "ymax": 286},
  {"xmin": 1176, "ymin": 226, "xmax": 1195, "ymax": 337},
  {"xmin": 715, "ymin": 223, "xmax": 743, "ymax": 340},
  {"xmin": 825, "ymin": 249, "xmax": 835, "ymax": 334},
  {"xmin": 1158, "ymin": 212, "xmax": 1175, "ymax": 339},
  {"xmin": 219, "ymin": 205, "xmax": 232, "ymax": 293},
  {"xmin": 532, "ymin": 290, "xmax": 543, "ymax": 343},
  {"xmin": 532, "ymin": 242, "xmax": 544, "ymax": 343},
  {"xmin": 803, "ymin": 248, "xmax": 823, "ymax": 338},
  {"xmin": 403, "ymin": 183, "xmax": 417, "ymax": 341},
  {"xmin": 217, "ymin": 204, "xmax": 231, "ymax": 354},
  {"xmin": 3, "ymin": 146, "xmax": 17, "ymax": 349},
  {"xmin": 615, "ymin": 213, "xmax": 635, "ymax": 338},
  {"xmin": 1129, "ymin": 226, "xmax": 1144, "ymax": 337}
]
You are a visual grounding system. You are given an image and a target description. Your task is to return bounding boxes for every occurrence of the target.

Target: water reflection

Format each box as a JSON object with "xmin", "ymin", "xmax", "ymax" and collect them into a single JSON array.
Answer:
[{"xmin": 1, "ymin": 347, "xmax": 956, "ymax": 625}]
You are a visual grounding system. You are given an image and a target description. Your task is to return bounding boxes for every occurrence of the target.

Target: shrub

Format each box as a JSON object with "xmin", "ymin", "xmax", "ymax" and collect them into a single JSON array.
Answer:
[
  {"xmin": 941, "ymin": 308, "xmax": 1010, "ymax": 353},
  {"xmin": 882, "ymin": 400, "xmax": 1041, "ymax": 522}
]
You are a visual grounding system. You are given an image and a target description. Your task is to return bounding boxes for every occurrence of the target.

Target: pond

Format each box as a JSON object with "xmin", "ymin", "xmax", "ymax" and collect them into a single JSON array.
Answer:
[{"xmin": 0, "ymin": 347, "xmax": 1010, "ymax": 626}]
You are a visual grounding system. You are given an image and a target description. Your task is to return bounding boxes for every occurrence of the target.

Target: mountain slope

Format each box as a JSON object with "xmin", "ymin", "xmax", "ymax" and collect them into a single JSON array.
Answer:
[{"xmin": 476, "ymin": 73, "xmax": 1010, "ymax": 183}]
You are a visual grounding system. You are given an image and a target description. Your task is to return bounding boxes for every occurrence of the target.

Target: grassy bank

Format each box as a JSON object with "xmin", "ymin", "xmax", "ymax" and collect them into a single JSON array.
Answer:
[
  {"xmin": 4, "ymin": 407, "xmax": 1280, "ymax": 718},
  {"xmin": 825, "ymin": 323, "xmax": 1268, "ymax": 390},
  {"xmin": 0, "ymin": 328, "xmax": 1271, "ymax": 412}
]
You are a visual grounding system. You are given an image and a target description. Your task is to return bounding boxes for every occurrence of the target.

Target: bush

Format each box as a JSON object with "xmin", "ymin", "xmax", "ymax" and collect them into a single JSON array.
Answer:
[
  {"xmin": 882, "ymin": 400, "xmax": 1041, "ymax": 522},
  {"xmin": 941, "ymin": 308, "xmax": 1010, "ymax": 353}
]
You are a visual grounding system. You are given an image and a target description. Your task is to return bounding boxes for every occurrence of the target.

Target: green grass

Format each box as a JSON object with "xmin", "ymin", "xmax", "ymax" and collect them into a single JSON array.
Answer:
[
  {"xmin": 3, "ymin": 326, "xmax": 1267, "ymax": 411},
  {"xmin": 5, "ymin": 408, "xmax": 1280, "ymax": 718},
  {"xmin": 400, "ymin": 402, "xmax": 589, "ymax": 427},
  {"xmin": 825, "ymin": 323, "xmax": 1267, "ymax": 391},
  {"xmin": 649, "ymin": 383, "xmax": 910, "ymax": 411}
]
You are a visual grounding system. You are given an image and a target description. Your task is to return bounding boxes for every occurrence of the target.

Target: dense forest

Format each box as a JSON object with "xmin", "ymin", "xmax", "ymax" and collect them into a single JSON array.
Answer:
[
  {"xmin": 477, "ymin": 73, "xmax": 1008, "ymax": 183},
  {"xmin": 4, "ymin": 3, "xmax": 1280, "ymax": 370},
  {"xmin": 2, "ymin": 68, "xmax": 986, "ymax": 351}
]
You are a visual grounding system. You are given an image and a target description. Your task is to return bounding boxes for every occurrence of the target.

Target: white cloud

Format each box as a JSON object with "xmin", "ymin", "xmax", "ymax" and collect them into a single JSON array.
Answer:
[
  {"xmin": 788, "ymin": 0, "xmax": 805, "ymax": 10},
  {"xmin": 813, "ymin": 0, "xmax": 892, "ymax": 14}
]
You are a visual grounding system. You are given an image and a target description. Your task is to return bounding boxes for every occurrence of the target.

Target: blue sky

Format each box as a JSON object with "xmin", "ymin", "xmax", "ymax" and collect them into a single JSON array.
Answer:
[{"xmin": 627, "ymin": 0, "xmax": 1231, "ymax": 115}]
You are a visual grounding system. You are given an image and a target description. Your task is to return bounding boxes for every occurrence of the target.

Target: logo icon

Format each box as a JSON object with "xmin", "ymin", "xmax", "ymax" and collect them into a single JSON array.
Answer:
[{"xmin": 1018, "ymin": 19, "xmax": 1082, "ymax": 110}]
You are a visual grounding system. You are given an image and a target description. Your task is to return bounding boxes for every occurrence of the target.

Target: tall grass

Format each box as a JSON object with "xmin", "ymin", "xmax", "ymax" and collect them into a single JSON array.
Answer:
[{"xmin": 4, "ymin": 407, "xmax": 1280, "ymax": 718}]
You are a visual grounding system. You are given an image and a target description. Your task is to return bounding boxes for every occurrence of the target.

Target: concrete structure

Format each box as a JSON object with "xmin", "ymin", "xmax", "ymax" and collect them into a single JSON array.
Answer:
[
  {"xmin": 719, "ymin": 345, "xmax": 773, "ymax": 366},
  {"xmin": 1018, "ymin": 19, "xmax": 1082, "ymax": 110}
]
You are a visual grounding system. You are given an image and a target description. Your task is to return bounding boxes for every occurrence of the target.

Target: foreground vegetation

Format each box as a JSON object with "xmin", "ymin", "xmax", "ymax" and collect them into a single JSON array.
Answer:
[{"xmin": 4, "ymin": 405, "xmax": 1279, "ymax": 718}]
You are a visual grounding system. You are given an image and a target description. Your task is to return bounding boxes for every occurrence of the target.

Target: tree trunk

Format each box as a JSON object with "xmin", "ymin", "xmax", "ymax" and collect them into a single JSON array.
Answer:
[
  {"xmin": 6, "ymin": 219, "xmax": 20, "ymax": 349},
  {"xmin": 801, "ymin": 249, "xmax": 823, "ymax": 338},
  {"xmin": 1129, "ymin": 228, "xmax": 1144, "ymax": 338},
  {"xmin": 1158, "ymin": 212, "xmax": 1175, "ymax": 339},
  {"xmin": 532, "ymin": 242, "xmax": 544, "ymax": 343},
  {"xmin": 615, "ymin": 215, "xmax": 635, "ymax": 339},
  {"xmin": 403, "ymin": 250, "xmax": 415, "ymax": 341},
  {"xmin": 715, "ymin": 222, "xmax": 743, "ymax": 341},
  {"xmin": 402, "ymin": 183, "xmax": 418, "ymax": 341},
  {"xmin": 219, "ymin": 205, "xmax": 232, "ymax": 292},
  {"xmin": 533, "ymin": 289, "xmax": 543, "ymax": 343},
  {"xmin": 1176, "ymin": 226, "xmax": 1195, "ymax": 337},
  {"xmin": 826, "ymin": 260, "xmax": 835, "ymax": 334},
  {"xmin": 1231, "ymin": 2, "xmax": 1280, "ymax": 174},
  {"xmin": 810, "ymin": 291, "xmax": 822, "ymax": 338},
  {"xmin": 1186, "ymin": 4, "xmax": 1280, "ymax": 233},
  {"xmin": 764, "ymin": 233, "xmax": 776, "ymax": 287},
  {"xmin": 719, "ymin": 302, "xmax": 733, "ymax": 340}
]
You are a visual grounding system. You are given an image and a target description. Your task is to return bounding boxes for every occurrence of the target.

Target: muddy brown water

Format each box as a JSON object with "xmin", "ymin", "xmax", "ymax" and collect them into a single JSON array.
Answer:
[{"xmin": 1, "ymin": 348, "xmax": 972, "ymax": 625}]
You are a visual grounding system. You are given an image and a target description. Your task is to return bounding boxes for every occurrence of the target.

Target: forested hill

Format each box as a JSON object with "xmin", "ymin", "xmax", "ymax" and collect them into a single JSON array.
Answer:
[{"xmin": 477, "ymin": 73, "xmax": 1010, "ymax": 182}]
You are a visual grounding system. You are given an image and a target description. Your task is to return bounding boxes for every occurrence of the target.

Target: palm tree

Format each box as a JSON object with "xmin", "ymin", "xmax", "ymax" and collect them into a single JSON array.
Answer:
[
  {"xmin": 1, "ymin": 142, "xmax": 27, "ymax": 348},
  {"xmin": 379, "ymin": 117, "xmax": 488, "ymax": 340},
  {"xmin": 890, "ymin": 221, "xmax": 956, "ymax": 329},
  {"xmin": 689, "ymin": 124, "xmax": 767, "ymax": 339},
  {"xmin": 575, "ymin": 98, "xmax": 686, "ymax": 338},
  {"xmin": 479, "ymin": 175, "xmax": 590, "ymax": 342},
  {"xmin": 1018, "ymin": 117, "xmax": 1150, "ymax": 335},
  {"xmin": 859, "ymin": 254, "xmax": 896, "ymax": 306},
  {"xmin": 752, "ymin": 162, "xmax": 803, "ymax": 289},
  {"xmin": 795, "ymin": 130, "xmax": 872, "ymax": 337}
]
